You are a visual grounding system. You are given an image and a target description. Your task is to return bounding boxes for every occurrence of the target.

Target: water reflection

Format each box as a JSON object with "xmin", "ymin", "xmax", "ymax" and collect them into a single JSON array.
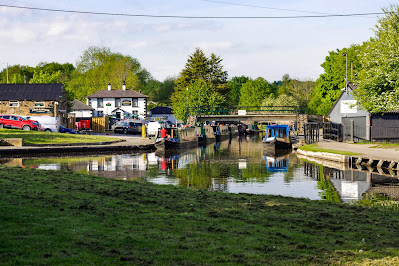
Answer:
[{"xmin": 1, "ymin": 134, "xmax": 399, "ymax": 203}]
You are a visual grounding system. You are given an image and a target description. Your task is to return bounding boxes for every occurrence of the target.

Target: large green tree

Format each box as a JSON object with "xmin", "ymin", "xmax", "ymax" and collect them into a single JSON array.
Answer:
[
  {"xmin": 308, "ymin": 45, "xmax": 361, "ymax": 115},
  {"xmin": 239, "ymin": 77, "xmax": 274, "ymax": 106},
  {"xmin": 355, "ymin": 4, "xmax": 399, "ymax": 113},
  {"xmin": 226, "ymin": 76, "xmax": 249, "ymax": 106},
  {"xmin": 66, "ymin": 46, "xmax": 150, "ymax": 101},
  {"xmin": 171, "ymin": 48, "xmax": 228, "ymax": 120}
]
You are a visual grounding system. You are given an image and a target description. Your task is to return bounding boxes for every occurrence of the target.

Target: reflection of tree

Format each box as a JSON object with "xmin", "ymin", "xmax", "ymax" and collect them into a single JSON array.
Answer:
[
  {"xmin": 283, "ymin": 154, "xmax": 303, "ymax": 183},
  {"xmin": 303, "ymin": 162, "xmax": 341, "ymax": 203},
  {"xmin": 317, "ymin": 165, "xmax": 341, "ymax": 203},
  {"xmin": 172, "ymin": 162, "xmax": 215, "ymax": 190},
  {"xmin": 236, "ymin": 163, "xmax": 270, "ymax": 182}
]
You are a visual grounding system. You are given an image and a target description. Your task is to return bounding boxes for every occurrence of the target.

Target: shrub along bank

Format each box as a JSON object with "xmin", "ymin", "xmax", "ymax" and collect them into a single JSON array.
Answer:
[{"xmin": 1, "ymin": 166, "xmax": 399, "ymax": 265}]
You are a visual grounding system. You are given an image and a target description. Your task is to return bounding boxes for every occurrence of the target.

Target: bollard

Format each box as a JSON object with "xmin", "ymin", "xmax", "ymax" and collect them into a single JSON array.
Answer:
[{"xmin": 142, "ymin": 124, "xmax": 147, "ymax": 138}]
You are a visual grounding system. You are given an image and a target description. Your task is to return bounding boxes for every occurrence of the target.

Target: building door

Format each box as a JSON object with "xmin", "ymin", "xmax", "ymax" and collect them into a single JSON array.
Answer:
[
  {"xmin": 343, "ymin": 116, "xmax": 367, "ymax": 142},
  {"xmin": 116, "ymin": 112, "xmax": 121, "ymax": 119}
]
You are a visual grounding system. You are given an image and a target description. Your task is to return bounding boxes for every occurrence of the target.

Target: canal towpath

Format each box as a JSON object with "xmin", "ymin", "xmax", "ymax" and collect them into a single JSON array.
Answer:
[{"xmin": 316, "ymin": 139, "xmax": 399, "ymax": 162}]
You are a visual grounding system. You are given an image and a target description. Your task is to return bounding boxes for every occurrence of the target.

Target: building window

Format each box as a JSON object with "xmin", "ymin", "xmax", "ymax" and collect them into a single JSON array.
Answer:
[
  {"xmin": 98, "ymin": 98, "xmax": 103, "ymax": 108},
  {"xmin": 88, "ymin": 99, "xmax": 92, "ymax": 107},
  {"xmin": 34, "ymin": 101, "xmax": 45, "ymax": 107},
  {"xmin": 97, "ymin": 111, "xmax": 104, "ymax": 117},
  {"xmin": 9, "ymin": 101, "xmax": 19, "ymax": 107},
  {"xmin": 132, "ymin": 98, "xmax": 138, "ymax": 107},
  {"xmin": 115, "ymin": 98, "xmax": 121, "ymax": 107}
]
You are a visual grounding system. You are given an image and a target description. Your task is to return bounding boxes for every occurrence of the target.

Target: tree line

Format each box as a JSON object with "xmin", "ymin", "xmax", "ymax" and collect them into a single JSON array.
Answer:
[{"xmin": 1, "ymin": 4, "xmax": 398, "ymax": 119}]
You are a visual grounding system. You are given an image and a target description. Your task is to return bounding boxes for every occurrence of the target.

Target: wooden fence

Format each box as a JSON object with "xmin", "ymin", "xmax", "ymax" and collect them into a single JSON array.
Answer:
[{"xmin": 92, "ymin": 116, "xmax": 110, "ymax": 132}]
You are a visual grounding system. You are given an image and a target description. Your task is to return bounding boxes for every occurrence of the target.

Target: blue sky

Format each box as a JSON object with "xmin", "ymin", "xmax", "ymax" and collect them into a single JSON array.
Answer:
[{"xmin": 0, "ymin": 0, "xmax": 394, "ymax": 82}]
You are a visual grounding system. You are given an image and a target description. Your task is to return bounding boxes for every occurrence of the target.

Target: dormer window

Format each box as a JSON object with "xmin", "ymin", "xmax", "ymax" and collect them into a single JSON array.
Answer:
[{"xmin": 9, "ymin": 100, "xmax": 19, "ymax": 107}]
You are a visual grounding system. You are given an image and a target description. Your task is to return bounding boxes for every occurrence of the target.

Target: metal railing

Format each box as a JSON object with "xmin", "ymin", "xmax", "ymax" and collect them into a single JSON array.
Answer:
[{"xmin": 188, "ymin": 106, "xmax": 304, "ymax": 116}]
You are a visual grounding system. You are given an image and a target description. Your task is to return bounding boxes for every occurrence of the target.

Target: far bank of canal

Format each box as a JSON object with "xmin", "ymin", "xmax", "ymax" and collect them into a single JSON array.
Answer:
[{"xmin": 2, "ymin": 133, "xmax": 399, "ymax": 204}]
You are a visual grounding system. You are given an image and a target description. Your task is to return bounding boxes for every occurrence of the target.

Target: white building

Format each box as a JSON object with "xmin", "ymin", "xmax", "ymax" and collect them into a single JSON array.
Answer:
[
  {"xmin": 86, "ymin": 82, "xmax": 149, "ymax": 119},
  {"xmin": 70, "ymin": 99, "xmax": 94, "ymax": 118}
]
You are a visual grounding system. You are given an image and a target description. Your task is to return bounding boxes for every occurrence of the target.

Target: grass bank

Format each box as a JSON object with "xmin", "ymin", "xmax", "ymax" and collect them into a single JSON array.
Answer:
[
  {"xmin": 0, "ymin": 129, "xmax": 120, "ymax": 145},
  {"xmin": 1, "ymin": 166, "xmax": 399, "ymax": 264},
  {"xmin": 299, "ymin": 143, "xmax": 361, "ymax": 156}
]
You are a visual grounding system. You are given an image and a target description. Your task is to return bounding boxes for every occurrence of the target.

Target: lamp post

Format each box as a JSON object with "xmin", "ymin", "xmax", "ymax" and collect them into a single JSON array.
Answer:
[
  {"xmin": 342, "ymin": 52, "xmax": 348, "ymax": 93},
  {"xmin": 185, "ymin": 87, "xmax": 189, "ymax": 124}
]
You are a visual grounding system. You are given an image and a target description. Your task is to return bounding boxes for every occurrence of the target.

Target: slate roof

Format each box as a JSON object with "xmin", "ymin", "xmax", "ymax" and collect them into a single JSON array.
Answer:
[
  {"xmin": 87, "ymin": 89, "xmax": 148, "ymax": 98},
  {"xmin": 150, "ymin": 106, "xmax": 173, "ymax": 115},
  {"xmin": 71, "ymin": 99, "xmax": 94, "ymax": 111},
  {"xmin": 0, "ymin": 83, "xmax": 65, "ymax": 101}
]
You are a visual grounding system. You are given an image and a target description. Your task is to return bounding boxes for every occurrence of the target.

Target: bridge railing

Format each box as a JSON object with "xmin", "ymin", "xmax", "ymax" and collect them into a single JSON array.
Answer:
[{"xmin": 191, "ymin": 106, "xmax": 300, "ymax": 116}]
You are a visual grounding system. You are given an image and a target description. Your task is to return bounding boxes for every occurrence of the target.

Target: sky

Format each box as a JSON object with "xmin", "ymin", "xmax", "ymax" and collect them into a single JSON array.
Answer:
[{"xmin": 0, "ymin": 0, "xmax": 395, "ymax": 82}]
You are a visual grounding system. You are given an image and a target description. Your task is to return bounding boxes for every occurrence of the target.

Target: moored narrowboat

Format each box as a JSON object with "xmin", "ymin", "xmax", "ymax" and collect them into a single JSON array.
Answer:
[
  {"xmin": 196, "ymin": 125, "xmax": 216, "ymax": 145},
  {"xmin": 155, "ymin": 127, "xmax": 198, "ymax": 150},
  {"xmin": 212, "ymin": 125, "xmax": 230, "ymax": 141},
  {"xmin": 262, "ymin": 125, "xmax": 292, "ymax": 155}
]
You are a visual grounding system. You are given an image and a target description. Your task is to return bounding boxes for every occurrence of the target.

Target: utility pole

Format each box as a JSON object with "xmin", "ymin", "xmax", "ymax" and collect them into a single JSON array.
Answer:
[
  {"xmin": 6, "ymin": 63, "xmax": 8, "ymax": 84},
  {"xmin": 342, "ymin": 52, "xmax": 348, "ymax": 93}
]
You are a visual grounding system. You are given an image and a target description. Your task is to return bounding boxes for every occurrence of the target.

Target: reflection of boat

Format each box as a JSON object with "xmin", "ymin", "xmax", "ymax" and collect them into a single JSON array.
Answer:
[
  {"xmin": 263, "ymin": 153, "xmax": 290, "ymax": 172},
  {"xmin": 262, "ymin": 125, "xmax": 292, "ymax": 155},
  {"xmin": 155, "ymin": 127, "xmax": 198, "ymax": 150},
  {"xmin": 155, "ymin": 148, "xmax": 196, "ymax": 170},
  {"xmin": 196, "ymin": 125, "xmax": 216, "ymax": 145}
]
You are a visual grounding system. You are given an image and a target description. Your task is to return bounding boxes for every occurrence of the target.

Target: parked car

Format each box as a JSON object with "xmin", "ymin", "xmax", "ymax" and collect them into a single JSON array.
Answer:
[
  {"xmin": 0, "ymin": 114, "xmax": 40, "ymax": 131},
  {"xmin": 59, "ymin": 125, "xmax": 77, "ymax": 134},
  {"xmin": 112, "ymin": 121, "xmax": 143, "ymax": 134},
  {"xmin": 23, "ymin": 115, "xmax": 59, "ymax": 132}
]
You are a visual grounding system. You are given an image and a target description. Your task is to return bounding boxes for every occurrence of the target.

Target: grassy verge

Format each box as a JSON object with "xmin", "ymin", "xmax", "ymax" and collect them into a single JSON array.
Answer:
[
  {"xmin": 1, "ymin": 166, "xmax": 399, "ymax": 264},
  {"xmin": 355, "ymin": 141, "xmax": 399, "ymax": 149},
  {"xmin": 299, "ymin": 143, "xmax": 362, "ymax": 156},
  {"xmin": 0, "ymin": 129, "xmax": 120, "ymax": 145}
]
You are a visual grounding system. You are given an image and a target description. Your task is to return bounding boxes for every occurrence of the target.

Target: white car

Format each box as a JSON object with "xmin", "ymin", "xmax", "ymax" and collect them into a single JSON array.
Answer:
[{"xmin": 23, "ymin": 115, "xmax": 59, "ymax": 132}]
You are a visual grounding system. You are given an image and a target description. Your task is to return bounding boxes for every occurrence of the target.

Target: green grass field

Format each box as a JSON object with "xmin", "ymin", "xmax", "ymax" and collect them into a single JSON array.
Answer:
[
  {"xmin": 0, "ymin": 128, "xmax": 120, "ymax": 145},
  {"xmin": 1, "ymin": 166, "xmax": 399, "ymax": 265}
]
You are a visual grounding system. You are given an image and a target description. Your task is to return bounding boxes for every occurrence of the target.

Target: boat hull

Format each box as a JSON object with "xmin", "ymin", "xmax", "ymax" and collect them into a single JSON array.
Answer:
[
  {"xmin": 263, "ymin": 138, "xmax": 292, "ymax": 156},
  {"xmin": 155, "ymin": 138, "xmax": 198, "ymax": 150}
]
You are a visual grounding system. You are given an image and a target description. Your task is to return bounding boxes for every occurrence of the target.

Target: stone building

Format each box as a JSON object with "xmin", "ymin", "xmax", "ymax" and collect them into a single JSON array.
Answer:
[{"xmin": 0, "ymin": 83, "xmax": 68, "ymax": 123}]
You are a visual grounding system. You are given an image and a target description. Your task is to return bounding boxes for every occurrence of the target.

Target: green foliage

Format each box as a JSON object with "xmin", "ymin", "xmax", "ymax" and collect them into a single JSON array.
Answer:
[
  {"xmin": 143, "ymin": 76, "xmax": 176, "ymax": 104},
  {"xmin": 0, "ymin": 65, "xmax": 34, "ymax": 84},
  {"xmin": 309, "ymin": 45, "xmax": 361, "ymax": 115},
  {"xmin": 226, "ymin": 76, "xmax": 249, "ymax": 106},
  {"xmin": 239, "ymin": 77, "xmax": 274, "ymax": 106},
  {"xmin": 29, "ymin": 70, "xmax": 63, "ymax": 84},
  {"xmin": 66, "ymin": 46, "xmax": 149, "ymax": 101},
  {"xmin": 171, "ymin": 48, "xmax": 228, "ymax": 120},
  {"xmin": 355, "ymin": 4, "xmax": 399, "ymax": 113}
]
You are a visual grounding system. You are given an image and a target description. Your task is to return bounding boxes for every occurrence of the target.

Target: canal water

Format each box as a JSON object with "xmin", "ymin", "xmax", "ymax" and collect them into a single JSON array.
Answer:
[{"xmin": 1, "ymin": 133, "xmax": 398, "ymax": 204}]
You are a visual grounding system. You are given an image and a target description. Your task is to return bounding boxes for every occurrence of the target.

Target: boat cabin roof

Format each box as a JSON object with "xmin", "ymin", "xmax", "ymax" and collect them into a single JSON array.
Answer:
[{"xmin": 266, "ymin": 125, "xmax": 289, "ymax": 130}]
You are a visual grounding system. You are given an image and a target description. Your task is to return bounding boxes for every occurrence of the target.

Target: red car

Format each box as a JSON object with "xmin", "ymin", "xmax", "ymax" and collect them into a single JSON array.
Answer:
[{"xmin": 0, "ymin": 114, "xmax": 40, "ymax": 131}]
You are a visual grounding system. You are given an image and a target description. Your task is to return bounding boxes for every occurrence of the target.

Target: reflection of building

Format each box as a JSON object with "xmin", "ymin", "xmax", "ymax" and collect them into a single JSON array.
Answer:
[{"xmin": 87, "ymin": 154, "xmax": 148, "ymax": 179}]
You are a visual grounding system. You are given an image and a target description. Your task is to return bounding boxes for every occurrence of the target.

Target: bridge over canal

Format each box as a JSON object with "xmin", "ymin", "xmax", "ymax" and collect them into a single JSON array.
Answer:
[{"xmin": 186, "ymin": 106, "xmax": 308, "ymax": 131}]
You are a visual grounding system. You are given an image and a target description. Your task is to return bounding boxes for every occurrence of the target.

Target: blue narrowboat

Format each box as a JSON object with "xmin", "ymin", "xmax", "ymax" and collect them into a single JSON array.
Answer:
[{"xmin": 262, "ymin": 125, "xmax": 292, "ymax": 154}]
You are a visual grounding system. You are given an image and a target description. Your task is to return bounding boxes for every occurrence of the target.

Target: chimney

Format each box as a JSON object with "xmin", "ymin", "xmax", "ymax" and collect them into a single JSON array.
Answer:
[
  {"xmin": 122, "ymin": 81, "xmax": 126, "ymax": 91},
  {"xmin": 108, "ymin": 81, "xmax": 111, "ymax": 91}
]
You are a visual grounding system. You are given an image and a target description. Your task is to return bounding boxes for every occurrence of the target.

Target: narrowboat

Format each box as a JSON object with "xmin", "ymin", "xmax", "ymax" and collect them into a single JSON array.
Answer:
[
  {"xmin": 155, "ymin": 127, "xmax": 198, "ymax": 150},
  {"xmin": 212, "ymin": 125, "xmax": 230, "ymax": 141},
  {"xmin": 196, "ymin": 125, "xmax": 216, "ymax": 145},
  {"xmin": 262, "ymin": 124, "xmax": 292, "ymax": 154}
]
